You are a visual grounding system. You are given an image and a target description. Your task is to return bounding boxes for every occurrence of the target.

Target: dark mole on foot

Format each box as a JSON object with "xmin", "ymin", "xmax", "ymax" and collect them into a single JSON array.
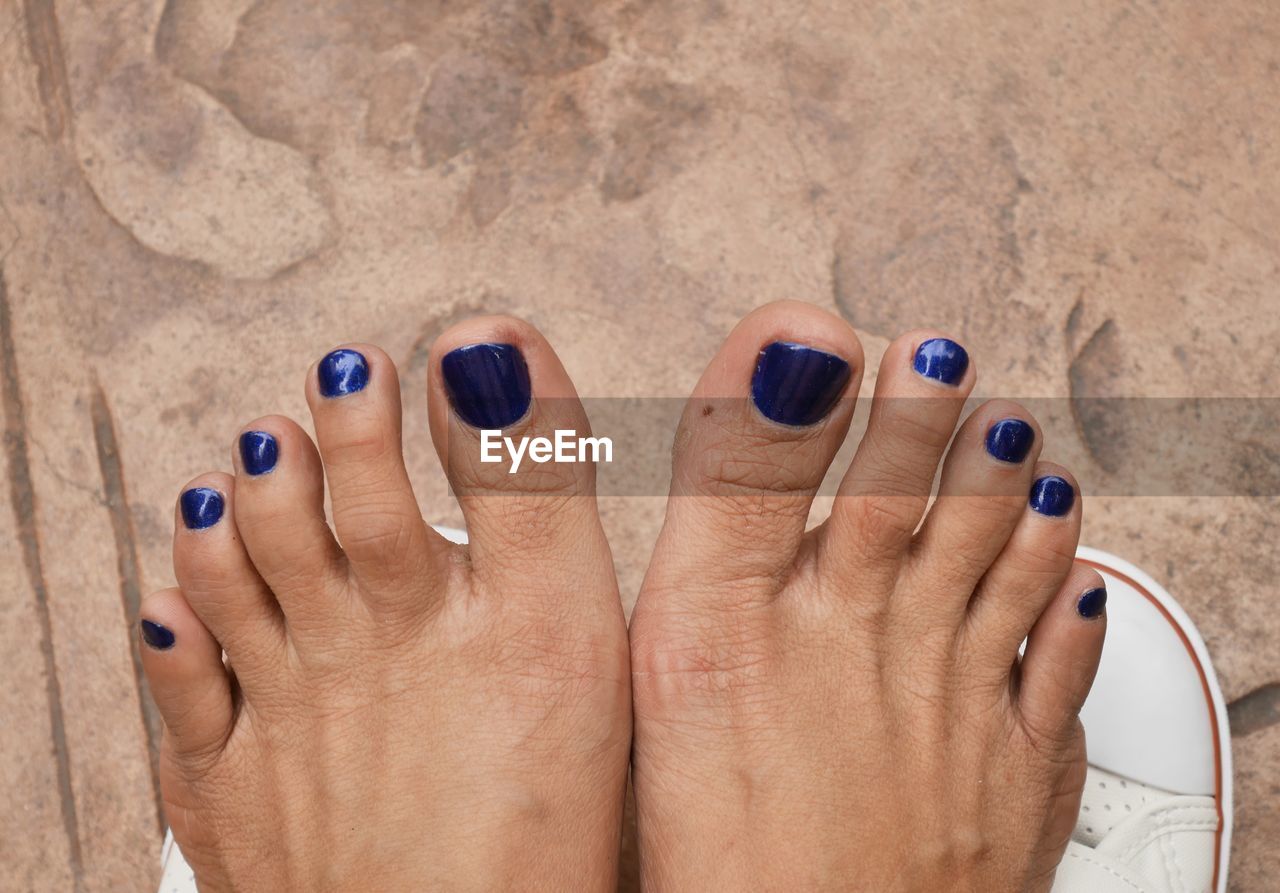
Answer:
[{"xmin": 702, "ymin": 405, "xmax": 714, "ymax": 416}]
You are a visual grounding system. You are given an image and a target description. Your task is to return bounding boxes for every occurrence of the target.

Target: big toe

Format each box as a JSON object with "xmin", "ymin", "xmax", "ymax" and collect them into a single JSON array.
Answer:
[
  {"xmin": 638, "ymin": 300, "xmax": 864, "ymax": 614},
  {"xmin": 426, "ymin": 316, "xmax": 619, "ymax": 614}
]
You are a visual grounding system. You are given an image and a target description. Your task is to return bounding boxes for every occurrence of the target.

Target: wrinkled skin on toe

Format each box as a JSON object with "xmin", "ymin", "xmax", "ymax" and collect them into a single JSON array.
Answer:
[
  {"xmin": 141, "ymin": 322, "xmax": 630, "ymax": 892},
  {"xmin": 630, "ymin": 302, "xmax": 1106, "ymax": 892}
]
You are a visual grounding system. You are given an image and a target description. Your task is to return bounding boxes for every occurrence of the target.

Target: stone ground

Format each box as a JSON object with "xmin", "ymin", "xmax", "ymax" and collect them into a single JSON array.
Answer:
[{"xmin": 1, "ymin": 0, "xmax": 1277, "ymax": 889}]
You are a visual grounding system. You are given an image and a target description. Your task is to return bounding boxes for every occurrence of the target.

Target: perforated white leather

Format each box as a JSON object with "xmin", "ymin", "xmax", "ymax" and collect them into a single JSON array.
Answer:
[
  {"xmin": 1053, "ymin": 766, "xmax": 1218, "ymax": 893},
  {"xmin": 1075, "ymin": 766, "xmax": 1179, "ymax": 847}
]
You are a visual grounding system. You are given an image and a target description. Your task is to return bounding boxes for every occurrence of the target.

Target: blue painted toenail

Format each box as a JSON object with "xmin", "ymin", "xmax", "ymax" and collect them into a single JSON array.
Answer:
[
  {"xmin": 751, "ymin": 341, "xmax": 852, "ymax": 426},
  {"xmin": 1077, "ymin": 587, "xmax": 1107, "ymax": 619},
  {"xmin": 912, "ymin": 338, "xmax": 969, "ymax": 386},
  {"xmin": 441, "ymin": 343, "xmax": 532, "ymax": 429},
  {"xmin": 318, "ymin": 349, "xmax": 369, "ymax": 398},
  {"xmin": 180, "ymin": 487, "xmax": 224, "ymax": 530},
  {"xmin": 1029, "ymin": 475, "xmax": 1075, "ymax": 516},
  {"xmin": 140, "ymin": 619, "xmax": 176, "ymax": 650},
  {"xmin": 985, "ymin": 418, "xmax": 1035, "ymax": 463},
  {"xmin": 239, "ymin": 431, "xmax": 278, "ymax": 476}
]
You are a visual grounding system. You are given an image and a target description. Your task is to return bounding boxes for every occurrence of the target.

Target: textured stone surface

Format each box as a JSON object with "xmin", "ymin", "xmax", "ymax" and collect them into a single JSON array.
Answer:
[{"xmin": 0, "ymin": 0, "xmax": 1276, "ymax": 889}]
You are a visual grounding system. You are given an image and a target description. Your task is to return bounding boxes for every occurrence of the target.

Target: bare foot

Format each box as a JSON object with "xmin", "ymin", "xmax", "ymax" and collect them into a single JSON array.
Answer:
[
  {"xmin": 140, "ymin": 320, "xmax": 629, "ymax": 891},
  {"xmin": 630, "ymin": 302, "xmax": 1105, "ymax": 891}
]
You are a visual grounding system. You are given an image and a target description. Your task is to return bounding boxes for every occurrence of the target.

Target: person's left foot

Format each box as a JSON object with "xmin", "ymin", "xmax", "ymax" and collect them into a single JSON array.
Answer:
[{"xmin": 140, "ymin": 319, "xmax": 630, "ymax": 891}]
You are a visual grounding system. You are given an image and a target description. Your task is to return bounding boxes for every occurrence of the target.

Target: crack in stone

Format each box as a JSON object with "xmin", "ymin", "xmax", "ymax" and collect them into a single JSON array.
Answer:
[
  {"xmin": 90, "ymin": 380, "xmax": 165, "ymax": 837},
  {"xmin": 0, "ymin": 266, "xmax": 85, "ymax": 892},
  {"xmin": 1228, "ymin": 683, "xmax": 1280, "ymax": 737},
  {"xmin": 22, "ymin": 0, "xmax": 73, "ymax": 142}
]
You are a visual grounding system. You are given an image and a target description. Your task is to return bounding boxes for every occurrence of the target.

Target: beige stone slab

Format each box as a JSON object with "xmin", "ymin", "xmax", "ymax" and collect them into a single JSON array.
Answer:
[
  {"xmin": 0, "ymin": 295, "xmax": 75, "ymax": 893},
  {"xmin": 1, "ymin": 280, "xmax": 162, "ymax": 888},
  {"xmin": 1229, "ymin": 721, "xmax": 1280, "ymax": 892}
]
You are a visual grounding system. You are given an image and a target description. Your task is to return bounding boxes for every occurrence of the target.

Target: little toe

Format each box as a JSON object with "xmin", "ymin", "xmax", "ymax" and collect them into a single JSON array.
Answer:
[
  {"xmin": 821, "ymin": 330, "xmax": 973, "ymax": 577},
  {"xmin": 232, "ymin": 416, "xmax": 347, "ymax": 626},
  {"xmin": 172, "ymin": 473, "xmax": 285, "ymax": 679},
  {"xmin": 962, "ymin": 464, "xmax": 1082, "ymax": 679},
  {"xmin": 139, "ymin": 588, "xmax": 235, "ymax": 761},
  {"xmin": 646, "ymin": 301, "xmax": 863, "ymax": 599},
  {"xmin": 426, "ymin": 316, "xmax": 614, "ymax": 598},
  {"xmin": 1017, "ymin": 564, "xmax": 1108, "ymax": 744},
  {"xmin": 906, "ymin": 401, "xmax": 1044, "ymax": 621},
  {"xmin": 305, "ymin": 344, "xmax": 447, "ymax": 602}
]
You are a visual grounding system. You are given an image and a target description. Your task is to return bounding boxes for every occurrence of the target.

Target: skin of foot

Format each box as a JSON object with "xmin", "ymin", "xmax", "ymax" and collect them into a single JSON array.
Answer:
[
  {"xmin": 630, "ymin": 302, "xmax": 1107, "ymax": 892},
  {"xmin": 139, "ymin": 320, "xmax": 630, "ymax": 891}
]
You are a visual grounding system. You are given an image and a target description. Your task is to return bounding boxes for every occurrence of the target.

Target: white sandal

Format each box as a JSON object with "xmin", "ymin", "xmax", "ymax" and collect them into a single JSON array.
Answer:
[{"xmin": 1052, "ymin": 547, "xmax": 1231, "ymax": 893}]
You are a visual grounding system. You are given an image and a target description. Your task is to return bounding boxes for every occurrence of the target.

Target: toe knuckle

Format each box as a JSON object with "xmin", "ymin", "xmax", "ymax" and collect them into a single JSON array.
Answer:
[
  {"xmin": 452, "ymin": 452, "xmax": 585, "ymax": 496},
  {"xmin": 840, "ymin": 493, "xmax": 921, "ymax": 547},
  {"xmin": 859, "ymin": 437, "xmax": 936, "ymax": 497},
  {"xmin": 338, "ymin": 511, "xmax": 419, "ymax": 560},
  {"xmin": 1037, "ymin": 532, "xmax": 1080, "ymax": 567},
  {"xmin": 877, "ymin": 403, "xmax": 954, "ymax": 455},
  {"xmin": 1020, "ymin": 707, "xmax": 1085, "ymax": 762},
  {"xmin": 325, "ymin": 429, "xmax": 396, "ymax": 468},
  {"xmin": 695, "ymin": 437, "xmax": 824, "ymax": 499}
]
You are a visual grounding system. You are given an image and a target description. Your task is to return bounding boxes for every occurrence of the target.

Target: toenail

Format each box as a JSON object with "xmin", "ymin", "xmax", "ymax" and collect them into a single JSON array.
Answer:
[
  {"xmin": 441, "ymin": 343, "xmax": 532, "ymax": 429},
  {"xmin": 239, "ymin": 431, "xmax": 279, "ymax": 476},
  {"xmin": 140, "ymin": 619, "xmax": 176, "ymax": 650},
  {"xmin": 912, "ymin": 338, "xmax": 969, "ymax": 386},
  {"xmin": 1077, "ymin": 586, "xmax": 1107, "ymax": 619},
  {"xmin": 985, "ymin": 418, "xmax": 1035, "ymax": 463},
  {"xmin": 180, "ymin": 487, "xmax": 224, "ymax": 530},
  {"xmin": 751, "ymin": 341, "xmax": 852, "ymax": 426},
  {"xmin": 1029, "ymin": 475, "xmax": 1075, "ymax": 516},
  {"xmin": 318, "ymin": 349, "xmax": 370, "ymax": 398}
]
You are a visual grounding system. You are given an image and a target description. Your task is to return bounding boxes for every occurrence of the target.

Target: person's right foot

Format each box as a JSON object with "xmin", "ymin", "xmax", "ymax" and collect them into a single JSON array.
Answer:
[{"xmin": 630, "ymin": 302, "xmax": 1107, "ymax": 892}]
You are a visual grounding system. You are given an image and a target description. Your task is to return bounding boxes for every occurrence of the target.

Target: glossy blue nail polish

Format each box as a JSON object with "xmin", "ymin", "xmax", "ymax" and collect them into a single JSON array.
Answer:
[
  {"xmin": 180, "ymin": 487, "xmax": 224, "ymax": 530},
  {"xmin": 140, "ymin": 619, "xmax": 175, "ymax": 650},
  {"xmin": 985, "ymin": 418, "xmax": 1035, "ymax": 463},
  {"xmin": 1077, "ymin": 587, "xmax": 1107, "ymax": 619},
  {"xmin": 441, "ymin": 343, "xmax": 532, "ymax": 429},
  {"xmin": 1029, "ymin": 475, "xmax": 1075, "ymax": 516},
  {"xmin": 751, "ymin": 341, "xmax": 852, "ymax": 426},
  {"xmin": 239, "ymin": 431, "xmax": 278, "ymax": 476},
  {"xmin": 912, "ymin": 338, "xmax": 969, "ymax": 386},
  {"xmin": 318, "ymin": 349, "xmax": 369, "ymax": 398}
]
